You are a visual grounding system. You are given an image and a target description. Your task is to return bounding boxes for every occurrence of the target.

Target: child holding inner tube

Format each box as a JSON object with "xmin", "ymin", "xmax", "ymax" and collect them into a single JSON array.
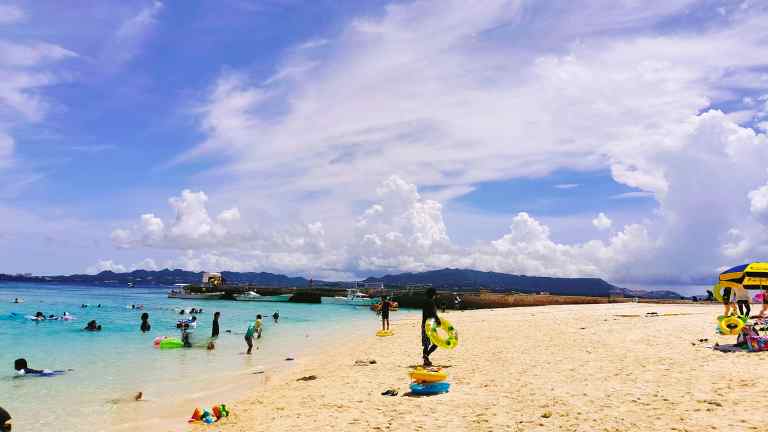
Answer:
[{"xmin": 422, "ymin": 288, "xmax": 440, "ymax": 366}]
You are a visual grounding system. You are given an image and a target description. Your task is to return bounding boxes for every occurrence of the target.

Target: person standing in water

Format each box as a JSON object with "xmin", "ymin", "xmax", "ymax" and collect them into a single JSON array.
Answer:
[
  {"xmin": 272, "ymin": 310, "xmax": 279, "ymax": 324},
  {"xmin": 212, "ymin": 311, "xmax": 220, "ymax": 338},
  {"xmin": 140, "ymin": 312, "xmax": 151, "ymax": 333},
  {"xmin": 421, "ymin": 288, "xmax": 440, "ymax": 366},
  {"xmin": 381, "ymin": 296, "xmax": 391, "ymax": 331}
]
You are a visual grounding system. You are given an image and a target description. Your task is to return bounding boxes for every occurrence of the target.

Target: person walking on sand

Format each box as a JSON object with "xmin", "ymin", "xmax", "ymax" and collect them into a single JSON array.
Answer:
[
  {"xmin": 211, "ymin": 311, "xmax": 220, "ymax": 338},
  {"xmin": 381, "ymin": 296, "xmax": 391, "ymax": 331},
  {"xmin": 422, "ymin": 288, "xmax": 440, "ymax": 366},
  {"xmin": 734, "ymin": 285, "xmax": 751, "ymax": 318},
  {"xmin": 140, "ymin": 312, "xmax": 150, "ymax": 333}
]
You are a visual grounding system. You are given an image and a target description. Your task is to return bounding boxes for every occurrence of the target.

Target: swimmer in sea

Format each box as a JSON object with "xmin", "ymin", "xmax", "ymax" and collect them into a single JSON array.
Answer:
[
  {"xmin": 84, "ymin": 320, "xmax": 102, "ymax": 331},
  {"xmin": 140, "ymin": 312, "xmax": 151, "ymax": 333},
  {"xmin": 273, "ymin": 311, "xmax": 279, "ymax": 324},
  {"xmin": 0, "ymin": 406, "xmax": 11, "ymax": 431},
  {"xmin": 14, "ymin": 358, "xmax": 43, "ymax": 375},
  {"xmin": 34, "ymin": 312, "xmax": 45, "ymax": 320}
]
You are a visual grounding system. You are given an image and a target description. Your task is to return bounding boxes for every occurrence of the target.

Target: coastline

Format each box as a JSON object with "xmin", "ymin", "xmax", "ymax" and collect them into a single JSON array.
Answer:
[{"xmin": 175, "ymin": 302, "xmax": 766, "ymax": 432}]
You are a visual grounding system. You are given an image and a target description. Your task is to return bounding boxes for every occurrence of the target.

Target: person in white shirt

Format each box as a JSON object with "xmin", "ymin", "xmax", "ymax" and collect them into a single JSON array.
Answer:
[{"xmin": 734, "ymin": 285, "xmax": 751, "ymax": 317}]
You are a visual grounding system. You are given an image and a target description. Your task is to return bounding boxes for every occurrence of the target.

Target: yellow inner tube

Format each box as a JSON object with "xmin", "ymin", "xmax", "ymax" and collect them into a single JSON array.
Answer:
[
  {"xmin": 376, "ymin": 330, "xmax": 393, "ymax": 337},
  {"xmin": 719, "ymin": 316, "xmax": 744, "ymax": 335},
  {"xmin": 425, "ymin": 318, "xmax": 458, "ymax": 350},
  {"xmin": 409, "ymin": 367, "xmax": 448, "ymax": 383}
]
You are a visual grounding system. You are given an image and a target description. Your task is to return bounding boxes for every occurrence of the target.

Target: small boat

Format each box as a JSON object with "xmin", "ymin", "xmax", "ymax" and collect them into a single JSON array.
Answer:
[
  {"xmin": 322, "ymin": 289, "xmax": 376, "ymax": 306},
  {"xmin": 234, "ymin": 291, "xmax": 292, "ymax": 302},
  {"xmin": 168, "ymin": 289, "xmax": 223, "ymax": 300}
]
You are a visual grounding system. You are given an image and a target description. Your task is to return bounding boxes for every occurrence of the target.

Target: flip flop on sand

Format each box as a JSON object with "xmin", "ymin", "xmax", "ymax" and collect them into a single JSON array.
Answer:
[{"xmin": 381, "ymin": 389, "xmax": 398, "ymax": 396}]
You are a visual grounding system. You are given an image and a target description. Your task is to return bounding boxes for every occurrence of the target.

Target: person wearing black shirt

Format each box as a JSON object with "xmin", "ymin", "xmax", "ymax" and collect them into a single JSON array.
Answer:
[
  {"xmin": 422, "ymin": 288, "xmax": 440, "ymax": 366},
  {"xmin": 212, "ymin": 311, "xmax": 220, "ymax": 338},
  {"xmin": 381, "ymin": 296, "xmax": 391, "ymax": 331}
]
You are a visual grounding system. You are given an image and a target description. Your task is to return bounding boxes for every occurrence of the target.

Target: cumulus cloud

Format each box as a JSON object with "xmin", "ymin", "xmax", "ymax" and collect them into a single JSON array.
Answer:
[
  {"xmin": 592, "ymin": 213, "xmax": 613, "ymax": 230},
  {"xmin": 86, "ymin": 259, "xmax": 127, "ymax": 274},
  {"xmin": 120, "ymin": 1, "xmax": 768, "ymax": 283},
  {"xmin": 748, "ymin": 181, "xmax": 768, "ymax": 224}
]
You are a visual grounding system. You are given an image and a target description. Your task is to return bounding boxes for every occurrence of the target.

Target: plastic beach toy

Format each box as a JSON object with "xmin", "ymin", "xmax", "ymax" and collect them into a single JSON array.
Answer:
[
  {"xmin": 424, "ymin": 318, "xmax": 458, "ymax": 349},
  {"xmin": 410, "ymin": 381, "xmax": 450, "ymax": 395},
  {"xmin": 409, "ymin": 367, "xmax": 448, "ymax": 383}
]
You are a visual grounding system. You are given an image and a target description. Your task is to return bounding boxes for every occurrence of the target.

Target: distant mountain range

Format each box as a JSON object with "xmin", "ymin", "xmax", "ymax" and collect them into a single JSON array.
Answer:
[{"xmin": 0, "ymin": 267, "xmax": 684, "ymax": 299}]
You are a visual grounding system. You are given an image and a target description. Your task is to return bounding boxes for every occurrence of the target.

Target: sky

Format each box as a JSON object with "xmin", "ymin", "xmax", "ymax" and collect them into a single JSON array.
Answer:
[{"xmin": 1, "ymin": 0, "xmax": 768, "ymax": 286}]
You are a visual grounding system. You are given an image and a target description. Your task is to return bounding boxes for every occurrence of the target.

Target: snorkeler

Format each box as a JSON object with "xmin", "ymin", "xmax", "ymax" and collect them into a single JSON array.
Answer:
[{"xmin": 140, "ymin": 312, "xmax": 151, "ymax": 333}]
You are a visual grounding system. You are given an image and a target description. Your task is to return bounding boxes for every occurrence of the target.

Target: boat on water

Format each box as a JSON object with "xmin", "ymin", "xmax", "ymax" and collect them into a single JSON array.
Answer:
[
  {"xmin": 322, "ymin": 288, "xmax": 377, "ymax": 306},
  {"xmin": 168, "ymin": 273, "xmax": 224, "ymax": 300},
  {"xmin": 234, "ymin": 291, "xmax": 293, "ymax": 302},
  {"xmin": 167, "ymin": 288, "xmax": 224, "ymax": 300}
]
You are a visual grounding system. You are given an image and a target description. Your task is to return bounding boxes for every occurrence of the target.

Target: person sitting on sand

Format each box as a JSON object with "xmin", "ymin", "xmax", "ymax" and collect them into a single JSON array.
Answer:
[
  {"xmin": 0, "ymin": 406, "xmax": 11, "ymax": 431},
  {"xmin": 84, "ymin": 320, "xmax": 102, "ymax": 331},
  {"xmin": 140, "ymin": 312, "xmax": 151, "ymax": 333},
  {"xmin": 422, "ymin": 288, "xmax": 441, "ymax": 366},
  {"xmin": 381, "ymin": 296, "xmax": 391, "ymax": 331},
  {"xmin": 212, "ymin": 312, "xmax": 220, "ymax": 338},
  {"xmin": 14, "ymin": 358, "xmax": 43, "ymax": 375}
]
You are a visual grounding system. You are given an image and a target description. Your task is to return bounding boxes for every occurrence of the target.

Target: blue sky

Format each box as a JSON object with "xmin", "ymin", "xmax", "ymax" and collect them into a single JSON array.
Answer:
[{"xmin": 2, "ymin": 0, "xmax": 768, "ymax": 285}]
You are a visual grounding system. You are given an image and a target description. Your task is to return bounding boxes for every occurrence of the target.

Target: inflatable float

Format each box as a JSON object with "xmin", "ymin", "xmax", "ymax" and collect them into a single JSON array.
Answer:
[
  {"xmin": 159, "ymin": 338, "xmax": 184, "ymax": 349},
  {"xmin": 409, "ymin": 367, "xmax": 448, "ymax": 383},
  {"xmin": 424, "ymin": 318, "xmax": 458, "ymax": 349},
  {"xmin": 376, "ymin": 330, "xmax": 394, "ymax": 337},
  {"xmin": 409, "ymin": 381, "xmax": 450, "ymax": 395},
  {"xmin": 719, "ymin": 315, "xmax": 745, "ymax": 335}
]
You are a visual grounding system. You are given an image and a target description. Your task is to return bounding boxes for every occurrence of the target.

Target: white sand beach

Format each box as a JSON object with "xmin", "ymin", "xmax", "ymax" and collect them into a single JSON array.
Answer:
[{"xmin": 172, "ymin": 302, "xmax": 766, "ymax": 432}]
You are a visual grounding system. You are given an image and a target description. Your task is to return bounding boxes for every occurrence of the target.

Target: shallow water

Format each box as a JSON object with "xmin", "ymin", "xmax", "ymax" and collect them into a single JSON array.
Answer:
[{"xmin": 0, "ymin": 283, "xmax": 384, "ymax": 431}]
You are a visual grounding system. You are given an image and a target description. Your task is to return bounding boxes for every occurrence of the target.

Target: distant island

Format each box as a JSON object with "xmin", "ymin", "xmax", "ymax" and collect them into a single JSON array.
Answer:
[{"xmin": 0, "ymin": 267, "xmax": 684, "ymax": 299}]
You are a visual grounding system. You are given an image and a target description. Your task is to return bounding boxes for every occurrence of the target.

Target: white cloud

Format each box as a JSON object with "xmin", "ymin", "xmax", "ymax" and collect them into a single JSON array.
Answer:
[
  {"xmin": 555, "ymin": 184, "xmax": 579, "ymax": 189},
  {"xmin": 118, "ymin": 1, "xmax": 768, "ymax": 283},
  {"xmin": 748, "ymin": 181, "xmax": 768, "ymax": 223},
  {"xmin": 0, "ymin": 4, "xmax": 23, "ymax": 24},
  {"xmin": 86, "ymin": 259, "xmax": 127, "ymax": 274},
  {"xmin": 104, "ymin": 0, "xmax": 163, "ymax": 67},
  {"xmin": 592, "ymin": 213, "xmax": 613, "ymax": 230}
]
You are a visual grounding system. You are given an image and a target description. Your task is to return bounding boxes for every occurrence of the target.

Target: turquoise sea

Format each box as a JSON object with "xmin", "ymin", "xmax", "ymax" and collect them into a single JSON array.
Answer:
[{"xmin": 0, "ymin": 283, "xmax": 387, "ymax": 431}]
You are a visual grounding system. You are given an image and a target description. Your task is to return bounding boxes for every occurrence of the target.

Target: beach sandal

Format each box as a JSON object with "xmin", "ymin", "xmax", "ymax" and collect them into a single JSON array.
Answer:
[{"xmin": 381, "ymin": 389, "xmax": 398, "ymax": 396}]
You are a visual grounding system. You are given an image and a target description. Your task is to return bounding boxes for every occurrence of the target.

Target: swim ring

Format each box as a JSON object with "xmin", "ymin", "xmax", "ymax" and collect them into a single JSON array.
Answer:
[
  {"xmin": 159, "ymin": 338, "xmax": 184, "ymax": 349},
  {"xmin": 719, "ymin": 316, "xmax": 744, "ymax": 335},
  {"xmin": 409, "ymin": 381, "xmax": 450, "ymax": 395},
  {"xmin": 376, "ymin": 330, "xmax": 394, "ymax": 337},
  {"xmin": 424, "ymin": 318, "xmax": 458, "ymax": 349},
  {"xmin": 409, "ymin": 367, "xmax": 448, "ymax": 383}
]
